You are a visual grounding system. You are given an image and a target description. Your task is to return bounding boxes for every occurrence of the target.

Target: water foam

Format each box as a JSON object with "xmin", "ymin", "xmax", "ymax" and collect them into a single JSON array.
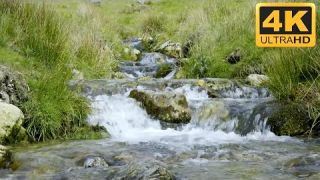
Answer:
[{"xmin": 88, "ymin": 86, "xmax": 292, "ymax": 146}]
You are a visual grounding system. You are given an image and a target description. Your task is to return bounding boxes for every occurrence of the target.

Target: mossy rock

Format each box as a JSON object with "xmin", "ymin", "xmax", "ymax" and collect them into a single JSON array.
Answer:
[
  {"xmin": 0, "ymin": 102, "xmax": 27, "ymax": 145},
  {"xmin": 155, "ymin": 64, "xmax": 173, "ymax": 78},
  {"xmin": 267, "ymin": 103, "xmax": 312, "ymax": 136},
  {"xmin": 129, "ymin": 90, "xmax": 191, "ymax": 123},
  {"xmin": 0, "ymin": 145, "xmax": 13, "ymax": 169},
  {"xmin": 0, "ymin": 65, "xmax": 29, "ymax": 105}
]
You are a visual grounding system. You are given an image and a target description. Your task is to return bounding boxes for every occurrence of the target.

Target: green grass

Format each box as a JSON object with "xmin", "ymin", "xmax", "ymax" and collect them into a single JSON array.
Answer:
[{"xmin": 0, "ymin": 0, "xmax": 115, "ymax": 142}]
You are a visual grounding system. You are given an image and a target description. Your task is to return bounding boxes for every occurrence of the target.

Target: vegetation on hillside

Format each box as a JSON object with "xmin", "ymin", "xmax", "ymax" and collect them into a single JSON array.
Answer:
[
  {"xmin": 0, "ymin": 0, "xmax": 319, "ymax": 140},
  {"xmin": 0, "ymin": 0, "xmax": 116, "ymax": 141}
]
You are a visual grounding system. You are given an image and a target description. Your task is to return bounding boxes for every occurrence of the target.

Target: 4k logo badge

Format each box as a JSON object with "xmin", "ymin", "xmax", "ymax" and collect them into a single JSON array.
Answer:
[{"xmin": 256, "ymin": 3, "xmax": 316, "ymax": 47}]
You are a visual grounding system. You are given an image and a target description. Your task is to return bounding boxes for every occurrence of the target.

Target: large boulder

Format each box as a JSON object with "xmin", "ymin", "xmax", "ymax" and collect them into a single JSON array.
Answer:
[
  {"xmin": 267, "ymin": 103, "xmax": 313, "ymax": 136},
  {"xmin": 0, "ymin": 145, "xmax": 12, "ymax": 169},
  {"xmin": 157, "ymin": 41, "xmax": 182, "ymax": 58},
  {"xmin": 0, "ymin": 102, "xmax": 27, "ymax": 144},
  {"xmin": 129, "ymin": 90, "xmax": 191, "ymax": 123},
  {"xmin": 0, "ymin": 65, "xmax": 29, "ymax": 105},
  {"xmin": 246, "ymin": 74, "xmax": 269, "ymax": 86}
]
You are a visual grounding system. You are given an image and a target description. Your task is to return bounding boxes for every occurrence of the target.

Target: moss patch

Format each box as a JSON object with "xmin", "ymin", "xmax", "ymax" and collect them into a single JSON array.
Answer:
[
  {"xmin": 267, "ymin": 103, "xmax": 312, "ymax": 136},
  {"xmin": 155, "ymin": 64, "xmax": 172, "ymax": 78}
]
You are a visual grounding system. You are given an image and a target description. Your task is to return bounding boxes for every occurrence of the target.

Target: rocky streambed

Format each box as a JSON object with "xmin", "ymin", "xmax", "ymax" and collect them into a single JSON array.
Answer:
[
  {"xmin": 1, "ymin": 39, "xmax": 320, "ymax": 179},
  {"xmin": 1, "ymin": 78, "xmax": 320, "ymax": 179}
]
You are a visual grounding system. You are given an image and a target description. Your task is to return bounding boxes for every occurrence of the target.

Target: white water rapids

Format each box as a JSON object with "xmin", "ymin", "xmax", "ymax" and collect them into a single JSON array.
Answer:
[{"xmin": 88, "ymin": 85, "xmax": 292, "ymax": 146}]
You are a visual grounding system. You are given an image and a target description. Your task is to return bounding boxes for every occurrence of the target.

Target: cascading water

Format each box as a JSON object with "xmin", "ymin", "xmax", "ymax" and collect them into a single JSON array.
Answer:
[
  {"xmin": 87, "ymin": 84, "xmax": 289, "ymax": 146},
  {"xmin": 4, "ymin": 41, "xmax": 320, "ymax": 180},
  {"xmin": 4, "ymin": 81, "xmax": 320, "ymax": 180}
]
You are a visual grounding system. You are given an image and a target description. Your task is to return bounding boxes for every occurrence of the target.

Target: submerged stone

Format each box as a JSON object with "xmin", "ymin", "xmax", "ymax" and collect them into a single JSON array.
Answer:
[
  {"xmin": 83, "ymin": 155, "xmax": 108, "ymax": 168},
  {"xmin": 129, "ymin": 90, "xmax": 191, "ymax": 123}
]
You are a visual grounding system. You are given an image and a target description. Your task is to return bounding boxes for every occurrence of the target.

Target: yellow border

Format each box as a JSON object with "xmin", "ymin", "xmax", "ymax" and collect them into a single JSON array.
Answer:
[{"xmin": 256, "ymin": 3, "xmax": 316, "ymax": 47}]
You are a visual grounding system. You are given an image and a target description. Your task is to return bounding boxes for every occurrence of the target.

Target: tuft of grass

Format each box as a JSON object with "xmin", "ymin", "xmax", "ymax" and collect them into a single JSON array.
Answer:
[
  {"xmin": 141, "ymin": 14, "xmax": 166, "ymax": 35},
  {"xmin": 1, "ymin": 1, "xmax": 69, "ymax": 65},
  {"xmin": 22, "ymin": 70, "xmax": 90, "ymax": 141}
]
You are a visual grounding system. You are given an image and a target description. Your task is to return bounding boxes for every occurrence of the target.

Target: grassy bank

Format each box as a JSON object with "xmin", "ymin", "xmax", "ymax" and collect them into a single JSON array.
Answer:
[{"xmin": 0, "ymin": 0, "xmax": 115, "ymax": 141}]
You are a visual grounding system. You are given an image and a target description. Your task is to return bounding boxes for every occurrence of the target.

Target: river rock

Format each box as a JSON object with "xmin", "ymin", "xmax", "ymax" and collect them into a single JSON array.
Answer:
[
  {"xmin": 226, "ymin": 49, "xmax": 241, "ymax": 64},
  {"xmin": 0, "ymin": 65, "xmax": 29, "ymax": 105},
  {"xmin": 123, "ymin": 47, "xmax": 141, "ymax": 61},
  {"xmin": 129, "ymin": 90, "xmax": 191, "ymax": 123},
  {"xmin": 284, "ymin": 156, "xmax": 320, "ymax": 178},
  {"xmin": 83, "ymin": 155, "xmax": 108, "ymax": 168},
  {"xmin": 121, "ymin": 162, "xmax": 175, "ymax": 180},
  {"xmin": 246, "ymin": 74, "xmax": 269, "ymax": 86},
  {"xmin": 145, "ymin": 166, "xmax": 175, "ymax": 180},
  {"xmin": 0, "ymin": 145, "xmax": 12, "ymax": 169},
  {"xmin": 112, "ymin": 72, "xmax": 128, "ymax": 79},
  {"xmin": 157, "ymin": 41, "xmax": 182, "ymax": 58},
  {"xmin": 267, "ymin": 103, "xmax": 313, "ymax": 136},
  {"xmin": 197, "ymin": 101, "xmax": 229, "ymax": 122},
  {"xmin": 0, "ymin": 102, "xmax": 26, "ymax": 144}
]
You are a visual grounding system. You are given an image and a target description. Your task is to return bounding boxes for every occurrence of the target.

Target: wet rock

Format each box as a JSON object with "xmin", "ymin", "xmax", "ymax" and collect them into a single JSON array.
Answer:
[
  {"xmin": 204, "ymin": 79, "xmax": 234, "ymax": 98},
  {"xmin": 112, "ymin": 72, "xmax": 128, "ymax": 79},
  {"xmin": 157, "ymin": 41, "xmax": 182, "ymax": 58},
  {"xmin": 129, "ymin": 90, "xmax": 191, "ymax": 123},
  {"xmin": 226, "ymin": 49, "xmax": 241, "ymax": 64},
  {"xmin": 121, "ymin": 162, "xmax": 175, "ymax": 180},
  {"xmin": 197, "ymin": 101, "xmax": 229, "ymax": 122},
  {"xmin": 0, "ymin": 102, "xmax": 27, "ymax": 144},
  {"xmin": 267, "ymin": 103, "xmax": 312, "ymax": 136},
  {"xmin": 246, "ymin": 74, "xmax": 269, "ymax": 86},
  {"xmin": 123, "ymin": 47, "xmax": 141, "ymax": 61},
  {"xmin": 0, "ymin": 65, "xmax": 29, "ymax": 105},
  {"xmin": 196, "ymin": 79, "xmax": 206, "ymax": 88},
  {"xmin": 146, "ymin": 166, "xmax": 175, "ymax": 180},
  {"xmin": 284, "ymin": 156, "xmax": 320, "ymax": 178},
  {"xmin": 83, "ymin": 156, "xmax": 108, "ymax": 168},
  {"xmin": 0, "ymin": 145, "xmax": 12, "ymax": 169}
]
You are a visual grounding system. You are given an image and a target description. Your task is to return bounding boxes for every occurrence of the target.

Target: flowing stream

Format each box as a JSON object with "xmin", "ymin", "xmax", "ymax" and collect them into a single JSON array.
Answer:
[{"xmin": 1, "ymin": 51, "xmax": 320, "ymax": 179}]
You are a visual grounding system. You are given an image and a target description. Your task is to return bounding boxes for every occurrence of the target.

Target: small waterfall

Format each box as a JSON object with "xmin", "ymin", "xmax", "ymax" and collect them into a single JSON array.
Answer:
[
  {"xmin": 88, "ymin": 84, "xmax": 286, "ymax": 145},
  {"xmin": 119, "ymin": 53, "xmax": 177, "ymax": 79}
]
